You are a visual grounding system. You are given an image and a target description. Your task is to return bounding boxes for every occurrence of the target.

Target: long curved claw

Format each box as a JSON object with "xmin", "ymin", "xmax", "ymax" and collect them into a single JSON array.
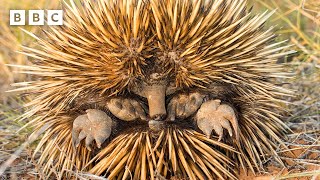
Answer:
[
  {"xmin": 220, "ymin": 104, "xmax": 239, "ymax": 141},
  {"xmin": 85, "ymin": 135, "xmax": 94, "ymax": 151},
  {"xmin": 72, "ymin": 109, "xmax": 113, "ymax": 151},
  {"xmin": 220, "ymin": 119, "xmax": 233, "ymax": 138},
  {"xmin": 167, "ymin": 100, "xmax": 177, "ymax": 121},
  {"xmin": 195, "ymin": 100, "xmax": 239, "ymax": 141}
]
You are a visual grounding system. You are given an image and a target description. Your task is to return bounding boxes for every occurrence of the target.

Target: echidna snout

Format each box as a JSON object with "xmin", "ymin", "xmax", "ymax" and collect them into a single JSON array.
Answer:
[{"xmin": 142, "ymin": 82, "xmax": 167, "ymax": 120}]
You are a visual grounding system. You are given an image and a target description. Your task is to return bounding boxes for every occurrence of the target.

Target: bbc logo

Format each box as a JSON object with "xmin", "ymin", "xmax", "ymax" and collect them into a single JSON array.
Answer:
[{"xmin": 10, "ymin": 10, "xmax": 63, "ymax": 26}]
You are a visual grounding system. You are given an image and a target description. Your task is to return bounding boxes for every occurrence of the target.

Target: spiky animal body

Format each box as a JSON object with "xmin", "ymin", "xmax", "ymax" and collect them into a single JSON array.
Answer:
[{"xmin": 17, "ymin": 0, "xmax": 293, "ymax": 179}]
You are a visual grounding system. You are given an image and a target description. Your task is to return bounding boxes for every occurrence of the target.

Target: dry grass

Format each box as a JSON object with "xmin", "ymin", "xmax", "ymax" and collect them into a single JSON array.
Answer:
[
  {"xmin": 0, "ymin": 0, "xmax": 60, "ymax": 179},
  {"xmin": 0, "ymin": 0, "xmax": 319, "ymax": 179},
  {"xmin": 252, "ymin": 0, "xmax": 320, "ymax": 179}
]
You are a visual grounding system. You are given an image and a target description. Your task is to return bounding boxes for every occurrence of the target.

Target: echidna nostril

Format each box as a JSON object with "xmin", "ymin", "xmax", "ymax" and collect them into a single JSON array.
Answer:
[{"xmin": 151, "ymin": 114, "xmax": 166, "ymax": 121}]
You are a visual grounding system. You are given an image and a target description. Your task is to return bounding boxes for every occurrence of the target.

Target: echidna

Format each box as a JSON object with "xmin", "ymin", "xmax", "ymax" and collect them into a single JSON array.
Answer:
[{"xmin": 15, "ymin": 0, "xmax": 293, "ymax": 179}]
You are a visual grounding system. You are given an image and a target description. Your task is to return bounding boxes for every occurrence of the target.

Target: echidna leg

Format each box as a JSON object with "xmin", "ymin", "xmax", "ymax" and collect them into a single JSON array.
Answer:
[
  {"xmin": 106, "ymin": 97, "xmax": 147, "ymax": 121},
  {"xmin": 195, "ymin": 100, "xmax": 239, "ymax": 141},
  {"xmin": 72, "ymin": 109, "xmax": 113, "ymax": 151},
  {"xmin": 167, "ymin": 92, "xmax": 206, "ymax": 121}
]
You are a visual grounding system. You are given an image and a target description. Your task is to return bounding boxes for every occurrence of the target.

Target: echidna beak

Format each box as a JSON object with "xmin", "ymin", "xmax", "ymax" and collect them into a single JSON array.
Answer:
[{"xmin": 144, "ymin": 84, "xmax": 167, "ymax": 120}]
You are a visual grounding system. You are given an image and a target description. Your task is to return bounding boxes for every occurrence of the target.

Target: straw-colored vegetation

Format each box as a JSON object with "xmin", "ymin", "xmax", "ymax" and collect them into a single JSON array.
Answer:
[
  {"xmin": 0, "ymin": 0, "xmax": 319, "ymax": 179},
  {"xmin": 0, "ymin": 0, "xmax": 61, "ymax": 178}
]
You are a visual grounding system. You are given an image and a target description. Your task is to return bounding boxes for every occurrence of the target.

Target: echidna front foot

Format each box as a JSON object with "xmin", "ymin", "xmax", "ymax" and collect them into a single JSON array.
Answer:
[
  {"xmin": 195, "ymin": 100, "xmax": 239, "ymax": 141},
  {"xmin": 167, "ymin": 92, "xmax": 206, "ymax": 121},
  {"xmin": 106, "ymin": 97, "xmax": 147, "ymax": 121},
  {"xmin": 72, "ymin": 109, "xmax": 113, "ymax": 151}
]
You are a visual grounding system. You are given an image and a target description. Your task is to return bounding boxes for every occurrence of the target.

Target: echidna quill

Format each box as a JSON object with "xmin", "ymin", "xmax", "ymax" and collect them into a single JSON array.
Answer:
[{"xmin": 15, "ymin": 0, "xmax": 293, "ymax": 179}]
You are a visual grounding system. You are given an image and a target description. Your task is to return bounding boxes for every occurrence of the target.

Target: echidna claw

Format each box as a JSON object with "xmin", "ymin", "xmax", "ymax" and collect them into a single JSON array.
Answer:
[
  {"xmin": 107, "ymin": 97, "xmax": 147, "ymax": 121},
  {"xmin": 167, "ymin": 92, "xmax": 206, "ymax": 121},
  {"xmin": 72, "ymin": 109, "xmax": 113, "ymax": 151},
  {"xmin": 195, "ymin": 100, "xmax": 239, "ymax": 141}
]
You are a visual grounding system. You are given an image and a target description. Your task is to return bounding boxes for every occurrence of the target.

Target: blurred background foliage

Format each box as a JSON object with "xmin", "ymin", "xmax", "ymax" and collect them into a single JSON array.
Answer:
[
  {"xmin": 0, "ymin": 0, "xmax": 319, "ymax": 179},
  {"xmin": 0, "ymin": 0, "xmax": 61, "ymax": 105}
]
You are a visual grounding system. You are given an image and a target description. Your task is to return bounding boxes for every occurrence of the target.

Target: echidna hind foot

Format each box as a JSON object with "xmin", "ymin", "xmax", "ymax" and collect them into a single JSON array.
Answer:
[
  {"xmin": 72, "ymin": 96, "xmax": 149, "ymax": 151},
  {"xmin": 196, "ymin": 100, "xmax": 239, "ymax": 141},
  {"xmin": 72, "ymin": 109, "xmax": 113, "ymax": 150},
  {"xmin": 167, "ymin": 92, "xmax": 239, "ymax": 141}
]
